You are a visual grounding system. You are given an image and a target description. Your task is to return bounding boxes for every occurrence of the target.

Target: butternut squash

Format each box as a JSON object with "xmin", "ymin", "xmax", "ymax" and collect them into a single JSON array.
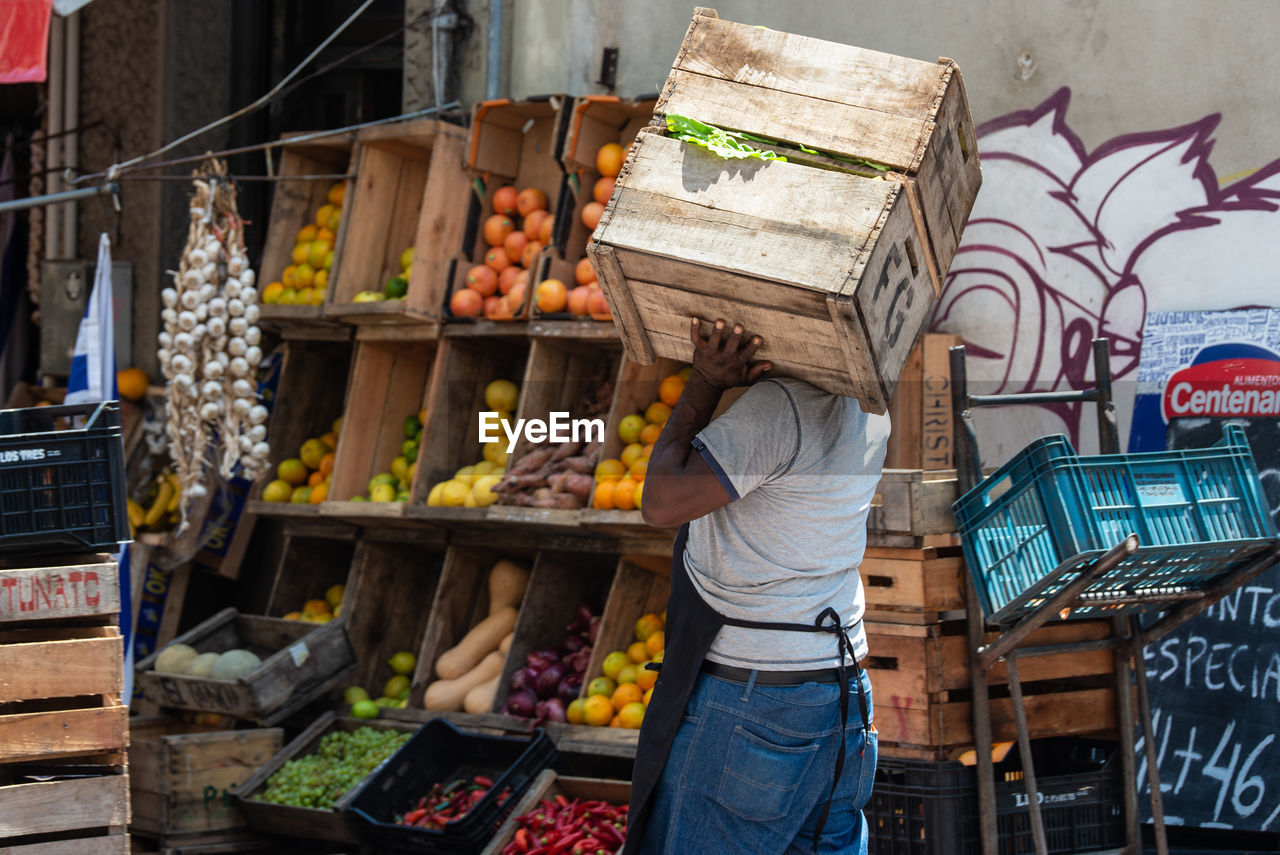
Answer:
[
  {"xmin": 425, "ymin": 651, "xmax": 504, "ymax": 712},
  {"xmin": 487, "ymin": 560, "xmax": 530, "ymax": 615},
  {"xmin": 498, "ymin": 631, "xmax": 514, "ymax": 654},
  {"xmin": 463, "ymin": 674, "xmax": 501, "ymax": 714},
  {"xmin": 435, "ymin": 606, "xmax": 518, "ymax": 680}
]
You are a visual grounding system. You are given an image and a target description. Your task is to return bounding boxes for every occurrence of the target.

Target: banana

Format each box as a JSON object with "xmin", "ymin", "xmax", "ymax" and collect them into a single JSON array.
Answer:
[
  {"xmin": 164, "ymin": 473, "xmax": 181, "ymax": 513},
  {"xmin": 144, "ymin": 479, "xmax": 175, "ymax": 528},
  {"xmin": 126, "ymin": 499, "xmax": 144, "ymax": 537}
]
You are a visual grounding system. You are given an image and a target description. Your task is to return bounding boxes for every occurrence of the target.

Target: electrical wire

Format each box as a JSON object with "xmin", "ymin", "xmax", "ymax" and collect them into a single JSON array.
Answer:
[{"xmin": 73, "ymin": 0, "xmax": 379, "ymax": 184}]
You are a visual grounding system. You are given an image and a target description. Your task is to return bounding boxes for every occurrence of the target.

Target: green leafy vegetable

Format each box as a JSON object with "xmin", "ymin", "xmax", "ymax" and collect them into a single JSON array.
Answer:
[{"xmin": 665, "ymin": 114, "xmax": 787, "ymax": 162}]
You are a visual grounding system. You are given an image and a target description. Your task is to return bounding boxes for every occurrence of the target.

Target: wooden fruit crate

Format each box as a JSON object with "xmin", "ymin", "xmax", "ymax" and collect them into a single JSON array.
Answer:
[
  {"xmin": 246, "ymin": 337, "xmax": 354, "ymax": 521},
  {"xmin": 342, "ymin": 531, "xmax": 446, "ymax": 695},
  {"xmin": 865, "ymin": 619, "xmax": 1118, "ymax": 755},
  {"xmin": 325, "ymin": 119, "xmax": 470, "ymax": 325},
  {"xmin": 480, "ymin": 770, "xmax": 631, "ymax": 855},
  {"xmin": 232, "ymin": 712, "xmax": 418, "ymax": 848},
  {"xmin": 256, "ymin": 522, "xmax": 358, "ymax": 619},
  {"xmin": 860, "ymin": 544, "xmax": 966, "ymax": 625},
  {"xmin": 492, "ymin": 550, "xmax": 617, "ymax": 716},
  {"xmin": 0, "ymin": 623, "xmax": 127, "ymax": 765},
  {"xmin": 408, "ymin": 335, "xmax": 529, "ymax": 523},
  {"xmin": 532, "ymin": 94, "xmax": 658, "ymax": 324},
  {"xmin": 866, "ymin": 469, "xmax": 959, "ymax": 548},
  {"xmin": 128, "ymin": 718, "xmax": 283, "ymax": 839},
  {"xmin": 589, "ymin": 8, "xmax": 981, "ymax": 412},
  {"xmin": 0, "ymin": 773, "xmax": 130, "ymax": 854},
  {"xmin": 883, "ymin": 333, "xmax": 962, "ymax": 471},
  {"xmin": 134, "ymin": 608, "xmax": 356, "ymax": 725},
  {"xmin": 445, "ymin": 96, "xmax": 572, "ymax": 323},
  {"xmin": 256, "ymin": 133, "xmax": 353, "ymax": 333},
  {"xmin": 321, "ymin": 335, "xmax": 439, "ymax": 524},
  {"xmin": 579, "ymin": 556, "xmax": 669, "ymax": 697},
  {"xmin": 410, "ymin": 545, "xmax": 536, "ymax": 710},
  {"xmin": 0, "ymin": 552, "xmax": 120, "ymax": 626}
]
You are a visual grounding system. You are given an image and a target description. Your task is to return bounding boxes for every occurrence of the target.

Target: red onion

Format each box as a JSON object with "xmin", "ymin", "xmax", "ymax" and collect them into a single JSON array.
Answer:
[
  {"xmin": 534, "ymin": 662, "xmax": 567, "ymax": 699},
  {"xmin": 588, "ymin": 616, "xmax": 601, "ymax": 644},
  {"xmin": 526, "ymin": 648, "xmax": 560, "ymax": 672},
  {"xmin": 537, "ymin": 697, "xmax": 567, "ymax": 724},
  {"xmin": 558, "ymin": 673, "xmax": 583, "ymax": 704},
  {"xmin": 506, "ymin": 688, "xmax": 537, "ymax": 718},
  {"xmin": 575, "ymin": 603, "xmax": 595, "ymax": 625},
  {"xmin": 510, "ymin": 666, "xmax": 535, "ymax": 692},
  {"xmin": 561, "ymin": 634, "xmax": 586, "ymax": 654}
]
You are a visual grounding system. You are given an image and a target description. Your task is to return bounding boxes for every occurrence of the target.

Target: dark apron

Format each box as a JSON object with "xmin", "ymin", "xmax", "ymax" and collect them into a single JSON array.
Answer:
[{"xmin": 624, "ymin": 524, "xmax": 871, "ymax": 855}]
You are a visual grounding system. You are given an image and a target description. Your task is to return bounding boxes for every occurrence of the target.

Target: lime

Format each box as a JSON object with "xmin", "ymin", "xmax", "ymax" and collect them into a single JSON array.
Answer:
[
  {"xmin": 402, "ymin": 439, "xmax": 419, "ymax": 463},
  {"xmin": 368, "ymin": 473, "xmax": 398, "ymax": 493},
  {"xmin": 344, "ymin": 686, "xmax": 370, "ymax": 705},
  {"xmin": 384, "ymin": 675, "xmax": 410, "ymax": 699},
  {"xmin": 403, "ymin": 415, "xmax": 422, "ymax": 438},
  {"xmin": 388, "ymin": 651, "xmax": 417, "ymax": 676},
  {"xmin": 351, "ymin": 698, "xmax": 379, "ymax": 719},
  {"xmin": 384, "ymin": 275, "xmax": 408, "ymax": 299}
]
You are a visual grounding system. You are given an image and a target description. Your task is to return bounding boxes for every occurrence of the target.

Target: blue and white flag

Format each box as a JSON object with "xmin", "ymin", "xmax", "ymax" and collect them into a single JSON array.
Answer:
[{"xmin": 65, "ymin": 233, "xmax": 133, "ymax": 703}]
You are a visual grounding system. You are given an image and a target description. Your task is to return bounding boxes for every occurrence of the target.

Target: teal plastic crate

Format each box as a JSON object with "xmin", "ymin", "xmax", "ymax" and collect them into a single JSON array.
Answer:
[{"xmin": 955, "ymin": 424, "xmax": 1276, "ymax": 624}]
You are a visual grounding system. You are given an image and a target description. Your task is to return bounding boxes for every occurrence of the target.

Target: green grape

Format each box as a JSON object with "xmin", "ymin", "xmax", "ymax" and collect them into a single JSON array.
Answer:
[{"xmin": 254, "ymin": 727, "xmax": 412, "ymax": 809}]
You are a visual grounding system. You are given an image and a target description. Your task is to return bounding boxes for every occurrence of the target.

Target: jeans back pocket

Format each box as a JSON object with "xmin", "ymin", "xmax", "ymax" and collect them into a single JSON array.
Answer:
[{"xmin": 715, "ymin": 725, "xmax": 820, "ymax": 822}]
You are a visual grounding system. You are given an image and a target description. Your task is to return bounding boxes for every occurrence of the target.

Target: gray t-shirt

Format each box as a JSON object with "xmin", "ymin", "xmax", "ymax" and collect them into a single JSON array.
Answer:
[{"xmin": 684, "ymin": 377, "xmax": 891, "ymax": 669}]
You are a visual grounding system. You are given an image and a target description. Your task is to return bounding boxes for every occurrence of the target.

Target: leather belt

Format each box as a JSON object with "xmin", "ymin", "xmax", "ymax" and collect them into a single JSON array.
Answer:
[{"xmin": 701, "ymin": 660, "xmax": 864, "ymax": 686}]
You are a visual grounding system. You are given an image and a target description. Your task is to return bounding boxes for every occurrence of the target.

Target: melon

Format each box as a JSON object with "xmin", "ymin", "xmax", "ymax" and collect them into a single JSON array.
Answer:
[
  {"xmin": 186, "ymin": 652, "xmax": 220, "ymax": 678},
  {"xmin": 211, "ymin": 649, "xmax": 262, "ymax": 681},
  {"xmin": 154, "ymin": 643, "xmax": 198, "ymax": 675}
]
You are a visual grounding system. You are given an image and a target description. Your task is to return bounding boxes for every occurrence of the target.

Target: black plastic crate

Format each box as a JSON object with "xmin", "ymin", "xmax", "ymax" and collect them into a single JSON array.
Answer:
[
  {"xmin": 868, "ymin": 740, "xmax": 1123, "ymax": 855},
  {"xmin": 0, "ymin": 401, "xmax": 129, "ymax": 556},
  {"xmin": 345, "ymin": 719, "xmax": 556, "ymax": 853}
]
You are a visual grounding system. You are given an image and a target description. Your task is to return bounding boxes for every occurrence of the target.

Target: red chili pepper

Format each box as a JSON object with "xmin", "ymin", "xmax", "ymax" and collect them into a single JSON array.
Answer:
[{"xmin": 548, "ymin": 830, "xmax": 585, "ymax": 854}]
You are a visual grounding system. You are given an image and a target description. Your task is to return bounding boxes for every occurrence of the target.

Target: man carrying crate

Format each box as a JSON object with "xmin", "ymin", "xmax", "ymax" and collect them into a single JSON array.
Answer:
[{"xmin": 628, "ymin": 317, "xmax": 891, "ymax": 855}]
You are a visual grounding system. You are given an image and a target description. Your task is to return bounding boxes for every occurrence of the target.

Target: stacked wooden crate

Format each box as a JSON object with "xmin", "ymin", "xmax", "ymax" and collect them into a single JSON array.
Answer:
[
  {"xmin": 861, "ymin": 475, "xmax": 1120, "ymax": 760},
  {"xmin": 0, "ymin": 554, "xmax": 130, "ymax": 854}
]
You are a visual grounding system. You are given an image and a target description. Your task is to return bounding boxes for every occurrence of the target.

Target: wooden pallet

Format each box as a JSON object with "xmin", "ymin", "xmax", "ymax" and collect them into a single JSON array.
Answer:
[
  {"xmin": 128, "ymin": 718, "xmax": 283, "ymax": 839},
  {"xmin": 133, "ymin": 609, "xmax": 356, "ymax": 725},
  {"xmin": 0, "ymin": 773, "xmax": 130, "ymax": 854},
  {"xmin": 480, "ymin": 771, "xmax": 631, "ymax": 855}
]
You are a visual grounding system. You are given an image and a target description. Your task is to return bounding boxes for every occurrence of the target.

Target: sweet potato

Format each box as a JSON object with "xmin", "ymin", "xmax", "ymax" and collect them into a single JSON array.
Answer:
[{"xmin": 562, "ymin": 456, "xmax": 596, "ymax": 474}]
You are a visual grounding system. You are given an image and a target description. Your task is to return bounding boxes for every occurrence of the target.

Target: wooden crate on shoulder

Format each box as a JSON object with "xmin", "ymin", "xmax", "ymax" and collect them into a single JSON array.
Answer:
[
  {"xmin": 589, "ymin": 8, "xmax": 981, "ymax": 412},
  {"xmin": 480, "ymin": 771, "xmax": 631, "ymax": 855},
  {"xmin": 128, "ymin": 718, "xmax": 283, "ymax": 839},
  {"xmin": 0, "ymin": 773, "xmax": 130, "ymax": 854},
  {"xmin": 325, "ymin": 119, "xmax": 470, "ymax": 325},
  {"xmin": 866, "ymin": 619, "xmax": 1119, "ymax": 758},
  {"xmin": 134, "ymin": 608, "xmax": 355, "ymax": 725},
  {"xmin": 257, "ymin": 134, "xmax": 353, "ymax": 332}
]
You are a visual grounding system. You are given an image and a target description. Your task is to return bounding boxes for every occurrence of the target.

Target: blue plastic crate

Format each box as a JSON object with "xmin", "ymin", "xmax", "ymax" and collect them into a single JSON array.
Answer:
[{"xmin": 955, "ymin": 424, "xmax": 1277, "ymax": 624}]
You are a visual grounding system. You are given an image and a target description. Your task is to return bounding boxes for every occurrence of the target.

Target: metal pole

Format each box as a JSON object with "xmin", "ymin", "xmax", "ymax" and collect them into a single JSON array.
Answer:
[
  {"xmin": 0, "ymin": 183, "xmax": 120, "ymax": 216},
  {"xmin": 1006, "ymin": 654, "xmax": 1049, "ymax": 855},
  {"xmin": 1130, "ymin": 614, "xmax": 1170, "ymax": 855},
  {"xmin": 1113, "ymin": 615, "xmax": 1140, "ymax": 852},
  {"xmin": 486, "ymin": 0, "xmax": 504, "ymax": 100},
  {"xmin": 1092, "ymin": 339, "xmax": 1120, "ymax": 454}
]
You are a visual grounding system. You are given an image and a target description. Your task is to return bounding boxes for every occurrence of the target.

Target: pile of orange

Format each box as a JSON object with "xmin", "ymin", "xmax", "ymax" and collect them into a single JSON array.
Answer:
[
  {"xmin": 450, "ymin": 185, "xmax": 553, "ymax": 320},
  {"xmin": 591, "ymin": 368, "xmax": 689, "ymax": 511},
  {"xmin": 261, "ymin": 417, "xmax": 342, "ymax": 504},
  {"xmin": 566, "ymin": 610, "xmax": 665, "ymax": 729},
  {"xmin": 262, "ymin": 182, "xmax": 345, "ymax": 307}
]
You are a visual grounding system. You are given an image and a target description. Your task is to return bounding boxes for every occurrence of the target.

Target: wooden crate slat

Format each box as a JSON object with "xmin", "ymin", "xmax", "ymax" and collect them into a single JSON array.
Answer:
[
  {"xmin": 480, "ymin": 772, "xmax": 631, "ymax": 855},
  {"xmin": 580, "ymin": 557, "xmax": 669, "ymax": 694},
  {"xmin": 912, "ymin": 65, "xmax": 982, "ymax": 276},
  {"xmin": 1, "ymin": 830, "xmax": 129, "ymax": 855},
  {"xmin": 0, "ymin": 773, "xmax": 129, "ymax": 838},
  {"xmin": 0, "ymin": 629, "xmax": 121, "ymax": 702},
  {"xmin": 861, "ymin": 550, "xmax": 966, "ymax": 616},
  {"xmin": 877, "ymin": 686, "xmax": 1119, "ymax": 748},
  {"xmin": 0, "ymin": 705, "xmax": 128, "ymax": 764},
  {"xmin": 0, "ymin": 557, "xmax": 120, "ymax": 626}
]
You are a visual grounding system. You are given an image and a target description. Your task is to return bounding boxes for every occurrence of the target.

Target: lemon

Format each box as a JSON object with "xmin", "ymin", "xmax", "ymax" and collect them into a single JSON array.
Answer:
[
  {"xmin": 309, "ymin": 287, "xmax": 326, "ymax": 306},
  {"xmin": 402, "ymin": 439, "xmax": 419, "ymax": 463},
  {"xmin": 368, "ymin": 473, "xmax": 397, "ymax": 493},
  {"xmin": 291, "ymin": 243, "xmax": 309, "ymax": 265},
  {"xmin": 308, "ymin": 240, "xmax": 332, "ymax": 269},
  {"xmin": 294, "ymin": 263, "xmax": 316, "ymax": 288},
  {"xmin": 352, "ymin": 290, "xmax": 385, "ymax": 303},
  {"xmin": 262, "ymin": 282, "xmax": 285, "ymax": 304},
  {"xmin": 463, "ymin": 489, "xmax": 477, "ymax": 507},
  {"xmin": 290, "ymin": 486, "xmax": 312, "ymax": 504},
  {"xmin": 388, "ymin": 651, "xmax": 416, "ymax": 676},
  {"xmin": 391, "ymin": 455, "xmax": 410, "ymax": 482},
  {"xmin": 325, "ymin": 584, "xmax": 345, "ymax": 609},
  {"xmin": 344, "ymin": 685, "xmax": 369, "ymax": 704},
  {"xmin": 473, "ymin": 460, "xmax": 498, "ymax": 477},
  {"xmin": 314, "ymin": 269, "xmax": 328, "ymax": 291},
  {"xmin": 384, "ymin": 675, "xmax": 410, "ymax": 699},
  {"xmin": 454, "ymin": 465, "xmax": 477, "ymax": 486},
  {"xmin": 316, "ymin": 204, "xmax": 335, "ymax": 228},
  {"xmin": 427, "ymin": 482, "xmax": 446, "ymax": 506},
  {"xmin": 278, "ymin": 287, "xmax": 299, "ymax": 306},
  {"xmin": 483, "ymin": 442, "xmax": 509, "ymax": 467},
  {"xmin": 298, "ymin": 287, "xmax": 315, "ymax": 305},
  {"xmin": 440, "ymin": 480, "xmax": 469, "ymax": 507},
  {"xmin": 472, "ymin": 475, "xmax": 501, "ymax": 507},
  {"xmin": 484, "ymin": 379, "xmax": 519, "ymax": 412},
  {"xmin": 399, "ymin": 247, "xmax": 414, "ymax": 270},
  {"xmin": 370, "ymin": 483, "xmax": 396, "ymax": 503},
  {"xmin": 297, "ymin": 224, "xmax": 319, "ymax": 243},
  {"xmin": 324, "ymin": 250, "xmax": 334, "ymax": 270},
  {"xmin": 262, "ymin": 479, "xmax": 293, "ymax": 502}
]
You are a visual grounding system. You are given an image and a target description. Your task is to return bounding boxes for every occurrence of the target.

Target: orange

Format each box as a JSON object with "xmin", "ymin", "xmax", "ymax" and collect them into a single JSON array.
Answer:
[
  {"xmin": 262, "ymin": 480, "xmax": 293, "ymax": 503},
  {"xmin": 634, "ymin": 613, "xmax": 664, "ymax": 643},
  {"xmin": 636, "ymin": 664, "xmax": 657, "ymax": 692},
  {"xmin": 484, "ymin": 247, "xmax": 511, "ymax": 273},
  {"xmin": 319, "ymin": 453, "xmax": 336, "ymax": 476},
  {"xmin": 613, "ymin": 478, "xmax": 638, "ymax": 511},
  {"xmin": 320, "ymin": 432, "xmax": 338, "ymax": 450},
  {"xmin": 602, "ymin": 650, "xmax": 631, "ymax": 680},
  {"xmin": 582, "ymin": 694, "xmax": 614, "ymax": 727},
  {"xmin": 611, "ymin": 682, "xmax": 644, "ymax": 712},
  {"xmin": 618, "ymin": 701, "xmax": 646, "ymax": 729},
  {"xmin": 645, "ymin": 401, "xmax": 672, "ymax": 425},
  {"xmin": 498, "ymin": 265, "xmax": 521, "ymax": 296},
  {"xmin": 633, "ymin": 480, "xmax": 644, "ymax": 509},
  {"xmin": 503, "ymin": 230, "xmax": 529, "ymax": 263},
  {"xmin": 593, "ymin": 176, "xmax": 615, "ymax": 205},
  {"xmin": 315, "ymin": 204, "xmax": 336, "ymax": 228},
  {"xmin": 308, "ymin": 482, "xmax": 329, "ymax": 503},
  {"xmin": 327, "ymin": 183, "xmax": 345, "ymax": 206},
  {"xmin": 538, "ymin": 215, "xmax": 555, "ymax": 244},
  {"xmin": 116, "ymin": 367, "xmax": 149, "ymax": 402},
  {"xmin": 521, "ymin": 240, "xmax": 545, "ymax": 270},
  {"xmin": 628, "ymin": 458, "xmax": 647, "ymax": 482},
  {"xmin": 282, "ymin": 265, "xmax": 299, "ymax": 288},
  {"xmin": 643, "ymin": 687, "xmax": 654, "ymax": 706},
  {"xmin": 592, "ymin": 481, "xmax": 616, "ymax": 510},
  {"xmin": 262, "ymin": 281, "xmax": 285, "ymax": 304},
  {"xmin": 278, "ymin": 458, "xmax": 308, "ymax": 486},
  {"xmin": 483, "ymin": 295, "xmax": 501, "ymax": 318},
  {"xmin": 567, "ymin": 286, "xmax": 592, "ymax": 316},
  {"xmin": 291, "ymin": 243, "xmax": 309, "ymax": 265},
  {"xmin": 574, "ymin": 257, "xmax": 597, "ymax": 287},
  {"xmin": 516, "ymin": 187, "xmax": 548, "ymax": 217},
  {"xmin": 616, "ymin": 664, "xmax": 639, "ymax": 686},
  {"xmin": 316, "ymin": 226, "xmax": 337, "ymax": 244},
  {"xmin": 587, "ymin": 289, "xmax": 611, "ymax": 318},
  {"xmin": 639, "ymin": 423, "xmax": 663, "ymax": 445},
  {"xmin": 308, "ymin": 470, "xmax": 325, "ymax": 487},
  {"xmin": 659, "ymin": 375, "xmax": 686, "ymax": 407},
  {"xmin": 594, "ymin": 459, "xmax": 625, "ymax": 482},
  {"xmin": 566, "ymin": 698, "xmax": 588, "ymax": 725},
  {"xmin": 523, "ymin": 209, "xmax": 550, "ymax": 241},
  {"xmin": 627, "ymin": 641, "xmax": 649, "ymax": 664},
  {"xmin": 581, "ymin": 201, "xmax": 604, "ymax": 231},
  {"xmin": 483, "ymin": 214, "xmax": 515, "ymax": 247},
  {"xmin": 646, "ymin": 631, "xmax": 665, "ymax": 657},
  {"xmin": 596, "ymin": 142, "xmax": 625, "ymax": 177},
  {"xmin": 450, "ymin": 288, "xmax": 484, "ymax": 317},
  {"xmin": 609, "ymin": 714, "xmax": 623, "ymax": 728},
  {"xmin": 620, "ymin": 443, "xmax": 644, "ymax": 470},
  {"xmin": 535, "ymin": 279, "xmax": 568, "ymax": 314},
  {"xmin": 466, "ymin": 265, "xmax": 499, "ymax": 297},
  {"xmin": 492, "ymin": 185, "xmax": 519, "ymax": 217},
  {"xmin": 296, "ymin": 224, "xmax": 318, "ymax": 243}
]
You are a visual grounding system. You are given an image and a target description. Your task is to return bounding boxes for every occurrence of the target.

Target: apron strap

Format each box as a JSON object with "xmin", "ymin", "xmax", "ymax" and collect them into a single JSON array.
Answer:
[{"xmin": 719, "ymin": 606, "xmax": 872, "ymax": 853}]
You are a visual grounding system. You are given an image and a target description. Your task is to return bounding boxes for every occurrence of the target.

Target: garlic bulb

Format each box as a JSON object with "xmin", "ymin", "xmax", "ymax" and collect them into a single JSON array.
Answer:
[
  {"xmin": 244, "ymin": 327, "xmax": 261, "ymax": 346},
  {"xmin": 200, "ymin": 402, "xmax": 220, "ymax": 420},
  {"xmin": 207, "ymin": 317, "xmax": 226, "ymax": 338},
  {"xmin": 227, "ymin": 299, "xmax": 245, "ymax": 318},
  {"xmin": 177, "ymin": 311, "xmax": 197, "ymax": 331},
  {"xmin": 203, "ymin": 360, "xmax": 223, "ymax": 379},
  {"xmin": 244, "ymin": 346, "xmax": 262, "ymax": 365},
  {"xmin": 195, "ymin": 304, "xmax": 208, "ymax": 322},
  {"xmin": 228, "ymin": 317, "xmax": 248, "ymax": 337},
  {"xmin": 243, "ymin": 304, "xmax": 260, "ymax": 324},
  {"xmin": 207, "ymin": 298, "xmax": 227, "ymax": 317},
  {"xmin": 188, "ymin": 248, "xmax": 209, "ymax": 267},
  {"xmin": 171, "ymin": 354, "xmax": 192, "ymax": 373},
  {"xmin": 240, "ymin": 269, "xmax": 255, "ymax": 288},
  {"xmin": 158, "ymin": 331, "xmax": 172, "ymax": 348},
  {"xmin": 232, "ymin": 379, "xmax": 254, "ymax": 398},
  {"xmin": 249, "ymin": 424, "xmax": 267, "ymax": 442},
  {"xmin": 227, "ymin": 256, "xmax": 246, "ymax": 276},
  {"xmin": 227, "ymin": 337, "xmax": 246, "ymax": 357},
  {"xmin": 162, "ymin": 288, "xmax": 178, "ymax": 308},
  {"xmin": 162, "ymin": 308, "xmax": 178, "ymax": 325},
  {"xmin": 232, "ymin": 397, "xmax": 252, "ymax": 416},
  {"xmin": 201, "ymin": 380, "xmax": 222, "ymax": 398},
  {"xmin": 229, "ymin": 357, "xmax": 249, "ymax": 377},
  {"xmin": 248, "ymin": 405, "xmax": 268, "ymax": 425},
  {"xmin": 251, "ymin": 442, "xmax": 270, "ymax": 460}
]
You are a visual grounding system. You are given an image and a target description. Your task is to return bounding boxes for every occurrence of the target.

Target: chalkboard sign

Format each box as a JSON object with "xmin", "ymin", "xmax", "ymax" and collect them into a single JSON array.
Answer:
[{"xmin": 1140, "ymin": 417, "xmax": 1280, "ymax": 832}]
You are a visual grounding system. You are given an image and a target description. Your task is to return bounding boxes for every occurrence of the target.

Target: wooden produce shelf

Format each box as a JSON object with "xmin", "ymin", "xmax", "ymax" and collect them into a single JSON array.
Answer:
[
  {"xmin": 134, "ymin": 608, "xmax": 356, "ymax": 725},
  {"xmin": 0, "ymin": 773, "xmax": 130, "ymax": 854},
  {"xmin": 258, "ymin": 525, "xmax": 358, "ymax": 619},
  {"xmin": 443, "ymin": 96, "xmax": 572, "ymax": 324},
  {"xmin": 256, "ymin": 133, "xmax": 354, "ymax": 336},
  {"xmin": 325, "ymin": 119, "xmax": 471, "ymax": 327},
  {"xmin": 411, "ymin": 545, "xmax": 536, "ymax": 709},
  {"xmin": 410, "ymin": 335, "xmax": 530, "ymax": 524},
  {"xmin": 128, "ymin": 718, "xmax": 284, "ymax": 840},
  {"xmin": 341, "ymin": 531, "xmax": 447, "ymax": 696},
  {"xmin": 321, "ymin": 336, "xmax": 439, "ymax": 523},
  {"xmin": 480, "ymin": 771, "xmax": 631, "ymax": 855},
  {"xmin": 232, "ymin": 712, "xmax": 418, "ymax": 848}
]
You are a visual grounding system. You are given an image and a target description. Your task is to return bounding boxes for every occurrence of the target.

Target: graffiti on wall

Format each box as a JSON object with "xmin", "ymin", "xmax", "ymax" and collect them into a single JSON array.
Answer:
[{"xmin": 930, "ymin": 86, "xmax": 1280, "ymax": 458}]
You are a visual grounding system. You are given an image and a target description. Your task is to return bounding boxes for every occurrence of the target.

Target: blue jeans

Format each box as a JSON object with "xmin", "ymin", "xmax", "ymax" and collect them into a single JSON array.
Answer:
[{"xmin": 637, "ymin": 669, "xmax": 877, "ymax": 855}]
